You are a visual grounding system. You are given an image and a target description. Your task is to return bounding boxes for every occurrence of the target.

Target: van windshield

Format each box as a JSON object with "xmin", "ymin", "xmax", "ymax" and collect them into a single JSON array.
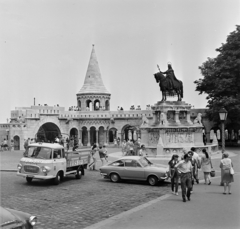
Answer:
[{"xmin": 24, "ymin": 147, "xmax": 52, "ymax": 159}]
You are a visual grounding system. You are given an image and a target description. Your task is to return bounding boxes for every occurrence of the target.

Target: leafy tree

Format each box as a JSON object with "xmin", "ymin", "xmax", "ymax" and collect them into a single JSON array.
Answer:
[{"xmin": 194, "ymin": 25, "xmax": 240, "ymax": 130}]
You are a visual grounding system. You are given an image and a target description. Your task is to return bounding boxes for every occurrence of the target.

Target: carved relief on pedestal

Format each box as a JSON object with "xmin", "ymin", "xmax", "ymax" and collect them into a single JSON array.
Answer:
[
  {"xmin": 148, "ymin": 130, "xmax": 160, "ymax": 144},
  {"xmin": 165, "ymin": 130, "xmax": 194, "ymax": 146}
]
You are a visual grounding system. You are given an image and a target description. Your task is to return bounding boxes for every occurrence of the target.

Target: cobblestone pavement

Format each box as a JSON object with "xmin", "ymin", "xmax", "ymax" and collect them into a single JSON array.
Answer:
[{"xmin": 1, "ymin": 170, "xmax": 170, "ymax": 229}]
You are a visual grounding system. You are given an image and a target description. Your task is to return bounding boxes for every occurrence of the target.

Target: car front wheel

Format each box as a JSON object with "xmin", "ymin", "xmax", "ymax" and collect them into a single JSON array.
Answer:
[
  {"xmin": 76, "ymin": 168, "xmax": 82, "ymax": 179},
  {"xmin": 148, "ymin": 175, "xmax": 158, "ymax": 186},
  {"xmin": 110, "ymin": 173, "xmax": 120, "ymax": 183},
  {"xmin": 53, "ymin": 172, "xmax": 61, "ymax": 185}
]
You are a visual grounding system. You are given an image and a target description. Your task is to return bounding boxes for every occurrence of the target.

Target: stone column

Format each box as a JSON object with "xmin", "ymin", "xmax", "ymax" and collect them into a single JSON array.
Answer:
[
  {"xmin": 106, "ymin": 130, "xmax": 108, "ymax": 145},
  {"xmin": 87, "ymin": 130, "xmax": 91, "ymax": 146},
  {"xmin": 186, "ymin": 111, "xmax": 193, "ymax": 124},
  {"xmin": 96, "ymin": 130, "xmax": 99, "ymax": 146},
  {"xmin": 174, "ymin": 111, "xmax": 181, "ymax": 124},
  {"xmin": 152, "ymin": 111, "xmax": 158, "ymax": 125}
]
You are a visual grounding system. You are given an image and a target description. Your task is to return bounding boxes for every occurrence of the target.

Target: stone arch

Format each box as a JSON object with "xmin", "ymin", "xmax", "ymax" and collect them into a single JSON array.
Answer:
[
  {"xmin": 70, "ymin": 127, "xmax": 78, "ymax": 139},
  {"xmin": 86, "ymin": 99, "xmax": 93, "ymax": 111},
  {"xmin": 32, "ymin": 117, "xmax": 64, "ymax": 140},
  {"xmin": 81, "ymin": 126, "xmax": 88, "ymax": 146},
  {"xmin": 94, "ymin": 99, "xmax": 100, "ymax": 111},
  {"xmin": 109, "ymin": 127, "xmax": 117, "ymax": 143},
  {"xmin": 121, "ymin": 124, "xmax": 138, "ymax": 141},
  {"xmin": 78, "ymin": 100, "xmax": 81, "ymax": 108},
  {"xmin": 105, "ymin": 100, "xmax": 110, "ymax": 111},
  {"xmin": 98, "ymin": 126, "xmax": 105, "ymax": 146},
  {"xmin": 37, "ymin": 122, "xmax": 61, "ymax": 142},
  {"xmin": 90, "ymin": 126, "xmax": 96, "ymax": 146},
  {"xmin": 13, "ymin": 135, "xmax": 20, "ymax": 150}
]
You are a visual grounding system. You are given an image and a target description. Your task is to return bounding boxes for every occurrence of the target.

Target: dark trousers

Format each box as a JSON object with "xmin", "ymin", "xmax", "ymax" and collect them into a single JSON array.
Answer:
[
  {"xmin": 180, "ymin": 172, "xmax": 192, "ymax": 199},
  {"xmin": 192, "ymin": 165, "xmax": 199, "ymax": 181},
  {"xmin": 171, "ymin": 170, "xmax": 179, "ymax": 193}
]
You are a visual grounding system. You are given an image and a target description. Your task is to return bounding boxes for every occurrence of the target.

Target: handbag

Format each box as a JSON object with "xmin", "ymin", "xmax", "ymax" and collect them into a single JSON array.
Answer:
[
  {"xmin": 210, "ymin": 170, "xmax": 215, "ymax": 177},
  {"xmin": 230, "ymin": 167, "xmax": 234, "ymax": 175}
]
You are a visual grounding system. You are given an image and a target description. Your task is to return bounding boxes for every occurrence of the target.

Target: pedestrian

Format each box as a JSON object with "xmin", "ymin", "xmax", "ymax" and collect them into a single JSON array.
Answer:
[
  {"xmin": 129, "ymin": 140, "xmax": 134, "ymax": 155},
  {"xmin": 70, "ymin": 137, "xmax": 74, "ymax": 150},
  {"xmin": 3, "ymin": 139, "xmax": 8, "ymax": 151},
  {"xmin": 103, "ymin": 145, "xmax": 108, "ymax": 162},
  {"xmin": 114, "ymin": 138, "xmax": 117, "ymax": 147},
  {"xmin": 121, "ymin": 140, "xmax": 127, "ymax": 156},
  {"xmin": 66, "ymin": 137, "xmax": 70, "ymax": 151},
  {"xmin": 175, "ymin": 153, "xmax": 193, "ymax": 202},
  {"xmin": 117, "ymin": 137, "xmax": 120, "ymax": 147},
  {"xmin": 190, "ymin": 147, "xmax": 201, "ymax": 184},
  {"xmin": 220, "ymin": 152, "xmax": 234, "ymax": 194},
  {"xmin": 139, "ymin": 144, "xmax": 146, "ymax": 156},
  {"xmin": 89, "ymin": 144, "xmax": 98, "ymax": 170},
  {"xmin": 10, "ymin": 139, "xmax": 14, "ymax": 151},
  {"xmin": 201, "ymin": 149, "xmax": 213, "ymax": 185},
  {"xmin": 168, "ymin": 154, "xmax": 180, "ymax": 195},
  {"xmin": 187, "ymin": 151, "xmax": 197, "ymax": 193},
  {"xmin": 98, "ymin": 145, "xmax": 105, "ymax": 166},
  {"xmin": 24, "ymin": 138, "xmax": 29, "ymax": 150}
]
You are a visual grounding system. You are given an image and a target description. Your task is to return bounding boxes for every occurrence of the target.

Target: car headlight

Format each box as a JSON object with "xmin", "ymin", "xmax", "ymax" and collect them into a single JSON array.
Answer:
[
  {"xmin": 29, "ymin": 216, "xmax": 37, "ymax": 226},
  {"xmin": 17, "ymin": 163, "xmax": 22, "ymax": 171},
  {"xmin": 42, "ymin": 166, "xmax": 51, "ymax": 173}
]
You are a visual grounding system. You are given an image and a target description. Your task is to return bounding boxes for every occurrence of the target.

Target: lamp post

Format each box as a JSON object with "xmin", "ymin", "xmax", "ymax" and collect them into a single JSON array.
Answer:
[{"xmin": 219, "ymin": 107, "xmax": 228, "ymax": 186}]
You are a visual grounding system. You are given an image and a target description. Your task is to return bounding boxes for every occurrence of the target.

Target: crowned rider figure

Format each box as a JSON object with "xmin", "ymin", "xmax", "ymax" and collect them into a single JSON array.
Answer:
[{"xmin": 160, "ymin": 63, "xmax": 180, "ymax": 93}]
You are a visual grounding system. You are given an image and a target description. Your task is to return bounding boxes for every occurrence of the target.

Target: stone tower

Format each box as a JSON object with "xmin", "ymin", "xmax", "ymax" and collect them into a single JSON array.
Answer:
[{"xmin": 76, "ymin": 45, "xmax": 111, "ymax": 111}]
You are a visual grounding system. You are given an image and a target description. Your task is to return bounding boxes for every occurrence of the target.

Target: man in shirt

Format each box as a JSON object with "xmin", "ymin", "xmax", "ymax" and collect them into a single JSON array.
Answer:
[
  {"xmin": 175, "ymin": 153, "xmax": 193, "ymax": 202},
  {"xmin": 191, "ymin": 147, "xmax": 201, "ymax": 184}
]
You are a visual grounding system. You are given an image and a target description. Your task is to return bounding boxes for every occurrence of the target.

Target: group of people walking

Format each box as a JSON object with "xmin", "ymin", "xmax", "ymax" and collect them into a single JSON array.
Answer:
[
  {"xmin": 168, "ymin": 147, "xmax": 234, "ymax": 202},
  {"xmin": 88, "ymin": 144, "xmax": 108, "ymax": 170},
  {"xmin": 121, "ymin": 139, "xmax": 145, "ymax": 156}
]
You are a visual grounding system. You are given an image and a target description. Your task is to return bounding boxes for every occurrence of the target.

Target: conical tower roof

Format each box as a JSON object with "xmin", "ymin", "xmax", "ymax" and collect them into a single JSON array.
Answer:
[{"xmin": 78, "ymin": 45, "xmax": 110, "ymax": 95}]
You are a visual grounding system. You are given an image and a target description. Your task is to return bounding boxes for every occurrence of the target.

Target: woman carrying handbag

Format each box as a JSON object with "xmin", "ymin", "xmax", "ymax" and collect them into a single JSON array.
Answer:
[
  {"xmin": 220, "ymin": 152, "xmax": 234, "ymax": 194},
  {"xmin": 201, "ymin": 149, "xmax": 213, "ymax": 185}
]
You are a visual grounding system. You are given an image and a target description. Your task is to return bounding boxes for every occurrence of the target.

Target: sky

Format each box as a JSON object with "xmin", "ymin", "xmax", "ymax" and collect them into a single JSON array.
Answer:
[{"xmin": 0, "ymin": 0, "xmax": 239, "ymax": 123}]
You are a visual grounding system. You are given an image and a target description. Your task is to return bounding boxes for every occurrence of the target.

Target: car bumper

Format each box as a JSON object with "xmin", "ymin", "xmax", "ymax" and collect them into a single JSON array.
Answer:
[
  {"xmin": 17, "ymin": 172, "xmax": 55, "ymax": 180},
  {"xmin": 100, "ymin": 172, "xmax": 109, "ymax": 178}
]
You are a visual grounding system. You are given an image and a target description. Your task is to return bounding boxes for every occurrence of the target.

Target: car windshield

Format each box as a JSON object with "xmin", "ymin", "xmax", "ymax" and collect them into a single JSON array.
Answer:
[
  {"xmin": 24, "ymin": 147, "xmax": 52, "ymax": 159},
  {"xmin": 139, "ymin": 157, "xmax": 153, "ymax": 167}
]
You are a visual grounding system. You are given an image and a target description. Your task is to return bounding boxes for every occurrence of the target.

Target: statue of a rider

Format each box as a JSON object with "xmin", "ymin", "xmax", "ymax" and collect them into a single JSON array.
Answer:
[{"xmin": 160, "ymin": 63, "xmax": 180, "ymax": 91}]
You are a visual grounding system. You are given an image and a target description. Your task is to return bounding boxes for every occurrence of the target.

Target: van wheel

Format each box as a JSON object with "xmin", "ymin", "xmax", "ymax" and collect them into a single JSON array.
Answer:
[
  {"xmin": 53, "ymin": 172, "xmax": 61, "ymax": 185},
  {"xmin": 76, "ymin": 169, "xmax": 82, "ymax": 179},
  {"xmin": 148, "ymin": 176, "xmax": 158, "ymax": 186},
  {"xmin": 110, "ymin": 173, "xmax": 120, "ymax": 183},
  {"xmin": 26, "ymin": 177, "xmax": 33, "ymax": 183}
]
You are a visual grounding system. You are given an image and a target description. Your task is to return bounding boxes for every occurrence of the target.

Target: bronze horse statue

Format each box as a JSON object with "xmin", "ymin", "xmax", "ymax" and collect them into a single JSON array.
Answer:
[{"xmin": 154, "ymin": 71, "xmax": 183, "ymax": 102}]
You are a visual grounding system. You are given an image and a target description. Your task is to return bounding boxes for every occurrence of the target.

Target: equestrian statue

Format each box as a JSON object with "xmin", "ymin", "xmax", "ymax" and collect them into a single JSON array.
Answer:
[{"xmin": 154, "ymin": 63, "xmax": 183, "ymax": 101}]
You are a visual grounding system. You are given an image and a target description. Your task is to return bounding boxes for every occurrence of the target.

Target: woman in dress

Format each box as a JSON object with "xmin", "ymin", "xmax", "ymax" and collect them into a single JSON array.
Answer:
[
  {"xmin": 220, "ymin": 152, "xmax": 234, "ymax": 194},
  {"xmin": 201, "ymin": 149, "xmax": 213, "ymax": 185},
  {"xmin": 168, "ymin": 154, "xmax": 179, "ymax": 195}
]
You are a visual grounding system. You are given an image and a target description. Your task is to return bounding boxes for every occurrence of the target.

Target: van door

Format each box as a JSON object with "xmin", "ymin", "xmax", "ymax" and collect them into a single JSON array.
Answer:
[{"xmin": 52, "ymin": 148, "xmax": 67, "ymax": 176}]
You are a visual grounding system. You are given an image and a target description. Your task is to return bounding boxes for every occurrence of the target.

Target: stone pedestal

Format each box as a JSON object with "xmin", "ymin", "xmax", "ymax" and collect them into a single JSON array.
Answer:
[{"xmin": 140, "ymin": 101, "xmax": 218, "ymax": 156}]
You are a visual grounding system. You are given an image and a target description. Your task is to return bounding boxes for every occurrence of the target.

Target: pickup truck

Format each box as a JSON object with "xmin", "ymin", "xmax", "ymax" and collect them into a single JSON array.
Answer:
[{"xmin": 17, "ymin": 142, "xmax": 91, "ymax": 185}]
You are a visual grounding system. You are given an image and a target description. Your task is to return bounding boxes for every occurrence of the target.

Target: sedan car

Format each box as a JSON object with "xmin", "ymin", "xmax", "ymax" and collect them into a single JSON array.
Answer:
[
  {"xmin": 99, "ymin": 156, "xmax": 168, "ymax": 186},
  {"xmin": 0, "ymin": 206, "xmax": 37, "ymax": 228}
]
